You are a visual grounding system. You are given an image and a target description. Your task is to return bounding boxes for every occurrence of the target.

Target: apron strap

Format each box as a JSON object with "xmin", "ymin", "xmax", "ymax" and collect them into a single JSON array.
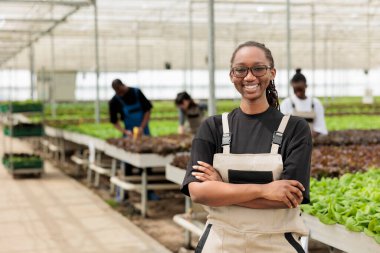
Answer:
[
  {"xmin": 116, "ymin": 88, "xmax": 140, "ymax": 106},
  {"xmin": 290, "ymin": 97, "xmax": 296, "ymax": 109},
  {"xmin": 221, "ymin": 112, "xmax": 231, "ymax": 154},
  {"xmin": 133, "ymin": 88, "xmax": 141, "ymax": 107},
  {"xmin": 115, "ymin": 95, "xmax": 126, "ymax": 107},
  {"xmin": 270, "ymin": 115, "xmax": 290, "ymax": 154}
]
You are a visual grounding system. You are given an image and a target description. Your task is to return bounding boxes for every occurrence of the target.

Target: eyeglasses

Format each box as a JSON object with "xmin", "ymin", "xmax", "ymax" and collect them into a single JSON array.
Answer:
[{"xmin": 231, "ymin": 65, "xmax": 272, "ymax": 78}]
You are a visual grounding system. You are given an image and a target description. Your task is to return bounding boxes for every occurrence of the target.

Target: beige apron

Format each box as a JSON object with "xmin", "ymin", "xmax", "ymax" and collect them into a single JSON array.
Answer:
[
  {"xmin": 291, "ymin": 98, "xmax": 316, "ymax": 131},
  {"xmin": 195, "ymin": 113, "xmax": 309, "ymax": 253},
  {"xmin": 186, "ymin": 106, "xmax": 205, "ymax": 134}
]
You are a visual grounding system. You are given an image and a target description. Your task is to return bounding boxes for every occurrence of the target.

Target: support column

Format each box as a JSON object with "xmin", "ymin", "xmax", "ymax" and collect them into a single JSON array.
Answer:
[
  {"xmin": 323, "ymin": 28, "xmax": 328, "ymax": 104},
  {"xmin": 50, "ymin": 32, "xmax": 57, "ymax": 117},
  {"xmin": 311, "ymin": 4, "xmax": 316, "ymax": 97},
  {"xmin": 207, "ymin": 0, "xmax": 216, "ymax": 116},
  {"xmin": 286, "ymin": 0, "xmax": 292, "ymax": 97},
  {"xmin": 93, "ymin": 0, "xmax": 100, "ymax": 123},
  {"xmin": 29, "ymin": 40, "xmax": 35, "ymax": 100},
  {"xmin": 188, "ymin": 0, "xmax": 193, "ymax": 93}
]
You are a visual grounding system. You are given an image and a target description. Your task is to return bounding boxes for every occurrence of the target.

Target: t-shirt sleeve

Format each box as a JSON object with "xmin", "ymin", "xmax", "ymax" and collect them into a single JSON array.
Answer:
[
  {"xmin": 312, "ymin": 98, "xmax": 328, "ymax": 135},
  {"xmin": 137, "ymin": 89, "xmax": 153, "ymax": 112},
  {"xmin": 179, "ymin": 109, "xmax": 185, "ymax": 125},
  {"xmin": 281, "ymin": 119, "xmax": 312, "ymax": 204},
  {"xmin": 280, "ymin": 98, "xmax": 293, "ymax": 115},
  {"xmin": 109, "ymin": 99, "xmax": 119, "ymax": 124},
  {"xmin": 181, "ymin": 120, "xmax": 217, "ymax": 196}
]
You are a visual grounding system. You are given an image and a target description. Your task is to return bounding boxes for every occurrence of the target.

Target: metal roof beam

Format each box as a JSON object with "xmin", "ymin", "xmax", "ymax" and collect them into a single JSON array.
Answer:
[
  {"xmin": 193, "ymin": 0, "xmax": 310, "ymax": 6},
  {"xmin": 0, "ymin": 0, "xmax": 91, "ymax": 7},
  {"xmin": 3, "ymin": 18, "xmax": 61, "ymax": 23},
  {"xmin": 0, "ymin": 4, "xmax": 84, "ymax": 67},
  {"xmin": 0, "ymin": 45, "xmax": 27, "ymax": 49},
  {"xmin": 0, "ymin": 30, "xmax": 44, "ymax": 34}
]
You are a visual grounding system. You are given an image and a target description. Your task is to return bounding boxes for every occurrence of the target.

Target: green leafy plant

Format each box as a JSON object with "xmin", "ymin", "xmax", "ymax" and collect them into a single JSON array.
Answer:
[
  {"xmin": 302, "ymin": 169, "xmax": 380, "ymax": 244},
  {"xmin": 326, "ymin": 116, "xmax": 380, "ymax": 131},
  {"xmin": 2, "ymin": 153, "xmax": 43, "ymax": 169}
]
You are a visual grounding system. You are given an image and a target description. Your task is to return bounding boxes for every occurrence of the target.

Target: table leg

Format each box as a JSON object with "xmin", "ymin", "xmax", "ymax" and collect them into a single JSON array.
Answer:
[
  {"xmin": 141, "ymin": 167, "xmax": 147, "ymax": 217},
  {"xmin": 95, "ymin": 171, "xmax": 100, "ymax": 187},
  {"xmin": 96, "ymin": 151, "xmax": 102, "ymax": 165},
  {"xmin": 60, "ymin": 138, "xmax": 65, "ymax": 163},
  {"xmin": 87, "ymin": 163, "xmax": 92, "ymax": 185},
  {"xmin": 110, "ymin": 158, "xmax": 117, "ymax": 194}
]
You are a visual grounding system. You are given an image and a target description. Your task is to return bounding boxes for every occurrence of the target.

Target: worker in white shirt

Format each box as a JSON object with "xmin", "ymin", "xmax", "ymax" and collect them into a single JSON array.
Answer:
[{"xmin": 280, "ymin": 68, "xmax": 328, "ymax": 137}]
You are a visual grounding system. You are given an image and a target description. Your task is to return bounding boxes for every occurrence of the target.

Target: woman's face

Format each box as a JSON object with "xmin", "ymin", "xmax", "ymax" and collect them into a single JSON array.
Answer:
[
  {"xmin": 178, "ymin": 99, "xmax": 191, "ymax": 111},
  {"xmin": 292, "ymin": 81, "xmax": 307, "ymax": 99},
  {"xmin": 230, "ymin": 46, "xmax": 276, "ymax": 102}
]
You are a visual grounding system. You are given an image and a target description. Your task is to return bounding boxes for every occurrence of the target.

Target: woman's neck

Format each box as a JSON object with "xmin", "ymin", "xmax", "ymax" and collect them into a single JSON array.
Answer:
[{"xmin": 240, "ymin": 97, "xmax": 270, "ymax": 115}]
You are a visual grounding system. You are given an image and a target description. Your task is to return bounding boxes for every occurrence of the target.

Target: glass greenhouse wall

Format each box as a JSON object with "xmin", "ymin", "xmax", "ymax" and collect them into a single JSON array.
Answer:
[{"xmin": 1, "ymin": 68, "xmax": 379, "ymax": 101}]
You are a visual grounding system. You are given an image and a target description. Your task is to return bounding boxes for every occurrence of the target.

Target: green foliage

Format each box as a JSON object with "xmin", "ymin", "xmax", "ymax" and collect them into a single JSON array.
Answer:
[
  {"xmin": 64, "ymin": 123, "xmax": 120, "ymax": 139},
  {"xmin": 2, "ymin": 154, "xmax": 43, "ymax": 169},
  {"xmin": 105, "ymin": 199, "xmax": 119, "ymax": 208},
  {"xmin": 326, "ymin": 116, "xmax": 380, "ymax": 131},
  {"xmin": 62, "ymin": 120, "xmax": 178, "ymax": 139},
  {"xmin": 0, "ymin": 101, "xmax": 43, "ymax": 113},
  {"xmin": 302, "ymin": 169, "xmax": 380, "ymax": 244},
  {"xmin": 29, "ymin": 99, "xmax": 380, "ymax": 135}
]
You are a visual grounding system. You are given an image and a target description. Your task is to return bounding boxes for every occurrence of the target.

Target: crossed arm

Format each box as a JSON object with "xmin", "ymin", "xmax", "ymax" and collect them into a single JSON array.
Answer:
[{"xmin": 188, "ymin": 161, "xmax": 304, "ymax": 209}]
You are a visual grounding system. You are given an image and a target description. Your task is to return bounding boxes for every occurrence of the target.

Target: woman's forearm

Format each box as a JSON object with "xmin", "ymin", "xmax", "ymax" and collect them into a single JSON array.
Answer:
[
  {"xmin": 236, "ymin": 198, "xmax": 288, "ymax": 209},
  {"xmin": 189, "ymin": 181, "xmax": 263, "ymax": 207},
  {"xmin": 189, "ymin": 179, "xmax": 304, "ymax": 209}
]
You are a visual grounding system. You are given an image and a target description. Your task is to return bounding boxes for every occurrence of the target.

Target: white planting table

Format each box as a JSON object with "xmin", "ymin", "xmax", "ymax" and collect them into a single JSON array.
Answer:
[{"xmin": 105, "ymin": 142, "xmax": 177, "ymax": 217}]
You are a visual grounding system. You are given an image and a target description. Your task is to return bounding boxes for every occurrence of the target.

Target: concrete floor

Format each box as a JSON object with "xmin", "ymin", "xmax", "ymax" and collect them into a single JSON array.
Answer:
[{"xmin": 0, "ymin": 134, "xmax": 171, "ymax": 253}]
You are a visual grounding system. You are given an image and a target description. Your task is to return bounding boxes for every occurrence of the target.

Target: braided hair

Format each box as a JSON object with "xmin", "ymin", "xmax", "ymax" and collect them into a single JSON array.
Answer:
[{"xmin": 230, "ymin": 41, "xmax": 280, "ymax": 109}]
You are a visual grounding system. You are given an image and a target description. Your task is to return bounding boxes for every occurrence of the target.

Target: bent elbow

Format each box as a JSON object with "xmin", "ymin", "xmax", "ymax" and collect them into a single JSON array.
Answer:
[
  {"xmin": 189, "ymin": 189, "xmax": 204, "ymax": 204},
  {"xmin": 188, "ymin": 182, "xmax": 207, "ymax": 204},
  {"xmin": 188, "ymin": 182, "xmax": 224, "ymax": 207}
]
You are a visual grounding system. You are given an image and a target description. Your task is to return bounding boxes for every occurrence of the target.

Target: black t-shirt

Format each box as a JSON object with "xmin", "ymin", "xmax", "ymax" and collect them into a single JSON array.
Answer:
[
  {"xmin": 181, "ymin": 106, "xmax": 312, "ymax": 204},
  {"xmin": 109, "ymin": 87, "xmax": 153, "ymax": 124}
]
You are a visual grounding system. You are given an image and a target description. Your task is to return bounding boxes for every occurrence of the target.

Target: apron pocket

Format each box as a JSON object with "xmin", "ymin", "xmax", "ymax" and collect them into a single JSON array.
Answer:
[
  {"xmin": 195, "ymin": 224, "xmax": 213, "ymax": 253},
  {"xmin": 228, "ymin": 170, "xmax": 273, "ymax": 184},
  {"xmin": 284, "ymin": 232, "xmax": 305, "ymax": 253}
]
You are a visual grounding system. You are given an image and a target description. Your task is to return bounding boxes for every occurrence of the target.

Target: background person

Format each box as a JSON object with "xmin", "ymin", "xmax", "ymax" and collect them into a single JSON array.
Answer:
[
  {"xmin": 175, "ymin": 91, "xmax": 207, "ymax": 134},
  {"xmin": 280, "ymin": 69, "xmax": 328, "ymax": 137},
  {"xmin": 109, "ymin": 79, "xmax": 152, "ymax": 138},
  {"xmin": 109, "ymin": 79, "xmax": 159, "ymax": 200}
]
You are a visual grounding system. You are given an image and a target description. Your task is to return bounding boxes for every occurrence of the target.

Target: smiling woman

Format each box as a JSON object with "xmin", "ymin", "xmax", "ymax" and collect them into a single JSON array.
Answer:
[
  {"xmin": 181, "ymin": 41, "xmax": 312, "ymax": 253},
  {"xmin": 229, "ymin": 41, "xmax": 279, "ymax": 111}
]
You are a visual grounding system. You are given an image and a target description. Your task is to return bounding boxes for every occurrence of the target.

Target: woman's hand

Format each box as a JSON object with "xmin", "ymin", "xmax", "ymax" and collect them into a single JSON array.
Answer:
[
  {"xmin": 261, "ymin": 180, "xmax": 304, "ymax": 208},
  {"xmin": 191, "ymin": 161, "xmax": 223, "ymax": 182}
]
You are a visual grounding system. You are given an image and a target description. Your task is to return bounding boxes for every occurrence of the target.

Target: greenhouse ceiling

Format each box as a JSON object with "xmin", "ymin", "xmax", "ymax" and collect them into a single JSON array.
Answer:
[{"xmin": 0, "ymin": 0, "xmax": 379, "ymax": 71}]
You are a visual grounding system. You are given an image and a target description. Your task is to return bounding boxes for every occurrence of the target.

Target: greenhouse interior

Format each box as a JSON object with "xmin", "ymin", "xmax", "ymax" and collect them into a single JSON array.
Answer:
[{"xmin": 0, "ymin": 0, "xmax": 379, "ymax": 252}]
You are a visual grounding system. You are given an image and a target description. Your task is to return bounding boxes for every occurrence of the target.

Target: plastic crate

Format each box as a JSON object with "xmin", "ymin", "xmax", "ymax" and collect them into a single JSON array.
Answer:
[
  {"xmin": 3, "ymin": 124, "xmax": 44, "ymax": 137},
  {"xmin": 2, "ymin": 156, "xmax": 43, "ymax": 170},
  {"xmin": 0, "ymin": 103, "xmax": 43, "ymax": 113}
]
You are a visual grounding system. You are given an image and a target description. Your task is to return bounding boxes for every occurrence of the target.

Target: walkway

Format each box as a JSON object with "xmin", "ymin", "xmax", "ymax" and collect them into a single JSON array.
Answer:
[{"xmin": 0, "ymin": 134, "xmax": 171, "ymax": 253}]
